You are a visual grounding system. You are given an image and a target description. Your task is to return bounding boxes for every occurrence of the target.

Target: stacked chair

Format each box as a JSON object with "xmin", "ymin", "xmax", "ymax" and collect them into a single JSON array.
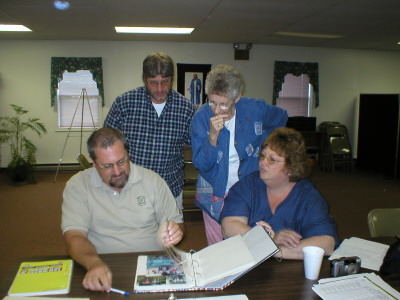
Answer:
[{"xmin": 319, "ymin": 122, "xmax": 354, "ymax": 172}]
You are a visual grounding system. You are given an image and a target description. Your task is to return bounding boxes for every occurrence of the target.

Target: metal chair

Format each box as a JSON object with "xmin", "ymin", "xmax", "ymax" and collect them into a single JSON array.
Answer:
[
  {"xmin": 319, "ymin": 122, "xmax": 341, "ymax": 171},
  {"xmin": 368, "ymin": 208, "xmax": 400, "ymax": 237},
  {"xmin": 320, "ymin": 123, "xmax": 354, "ymax": 172},
  {"xmin": 326, "ymin": 125, "xmax": 354, "ymax": 172}
]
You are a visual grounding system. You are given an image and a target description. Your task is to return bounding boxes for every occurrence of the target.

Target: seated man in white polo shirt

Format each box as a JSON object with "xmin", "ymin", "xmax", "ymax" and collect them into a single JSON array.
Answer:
[{"xmin": 62, "ymin": 127, "xmax": 184, "ymax": 292}]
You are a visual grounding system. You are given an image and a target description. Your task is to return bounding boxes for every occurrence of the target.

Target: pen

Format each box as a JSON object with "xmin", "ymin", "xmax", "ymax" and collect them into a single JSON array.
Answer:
[{"xmin": 110, "ymin": 287, "xmax": 130, "ymax": 295}]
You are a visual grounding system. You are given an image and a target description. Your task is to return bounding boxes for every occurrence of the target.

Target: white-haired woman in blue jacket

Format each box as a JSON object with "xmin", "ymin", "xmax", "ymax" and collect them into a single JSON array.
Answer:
[{"xmin": 191, "ymin": 64, "xmax": 288, "ymax": 245}]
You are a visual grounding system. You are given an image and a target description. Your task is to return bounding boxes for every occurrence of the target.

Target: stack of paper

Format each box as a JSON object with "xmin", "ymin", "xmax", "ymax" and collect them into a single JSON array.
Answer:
[
  {"xmin": 329, "ymin": 237, "xmax": 389, "ymax": 271},
  {"xmin": 312, "ymin": 273, "xmax": 400, "ymax": 300}
]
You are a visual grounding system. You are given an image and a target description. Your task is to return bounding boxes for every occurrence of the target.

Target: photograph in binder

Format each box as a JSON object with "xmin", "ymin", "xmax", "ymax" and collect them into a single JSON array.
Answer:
[
  {"xmin": 136, "ymin": 255, "xmax": 189, "ymax": 287},
  {"xmin": 134, "ymin": 225, "xmax": 279, "ymax": 293}
]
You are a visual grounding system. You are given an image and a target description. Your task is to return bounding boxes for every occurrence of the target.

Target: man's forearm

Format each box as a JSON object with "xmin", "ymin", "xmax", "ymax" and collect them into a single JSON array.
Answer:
[
  {"xmin": 64, "ymin": 230, "xmax": 112, "ymax": 291},
  {"xmin": 64, "ymin": 231, "xmax": 103, "ymax": 271}
]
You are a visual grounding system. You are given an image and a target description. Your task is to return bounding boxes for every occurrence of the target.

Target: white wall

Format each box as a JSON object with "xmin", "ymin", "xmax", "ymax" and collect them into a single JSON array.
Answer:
[{"xmin": 1, "ymin": 40, "xmax": 400, "ymax": 167}]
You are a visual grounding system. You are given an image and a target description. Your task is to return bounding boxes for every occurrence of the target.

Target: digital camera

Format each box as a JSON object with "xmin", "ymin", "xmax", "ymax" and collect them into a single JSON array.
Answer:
[{"xmin": 330, "ymin": 256, "xmax": 361, "ymax": 277}]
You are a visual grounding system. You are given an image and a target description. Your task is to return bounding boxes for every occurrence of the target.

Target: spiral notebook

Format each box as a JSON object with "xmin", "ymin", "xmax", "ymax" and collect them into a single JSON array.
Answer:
[{"xmin": 133, "ymin": 225, "xmax": 279, "ymax": 293}]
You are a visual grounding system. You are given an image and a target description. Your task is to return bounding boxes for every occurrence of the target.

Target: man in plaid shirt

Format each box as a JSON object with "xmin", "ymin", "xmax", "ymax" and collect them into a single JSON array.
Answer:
[{"xmin": 104, "ymin": 52, "xmax": 195, "ymax": 209}]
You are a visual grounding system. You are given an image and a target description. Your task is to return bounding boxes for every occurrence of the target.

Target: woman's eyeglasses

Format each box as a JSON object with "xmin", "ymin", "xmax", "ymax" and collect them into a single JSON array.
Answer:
[
  {"xmin": 258, "ymin": 152, "xmax": 285, "ymax": 165},
  {"xmin": 207, "ymin": 98, "xmax": 234, "ymax": 110}
]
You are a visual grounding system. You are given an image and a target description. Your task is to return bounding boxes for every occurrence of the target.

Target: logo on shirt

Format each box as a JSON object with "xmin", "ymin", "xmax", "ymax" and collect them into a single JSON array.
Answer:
[
  {"xmin": 254, "ymin": 122, "xmax": 262, "ymax": 135},
  {"xmin": 137, "ymin": 196, "xmax": 146, "ymax": 206},
  {"xmin": 253, "ymin": 146, "xmax": 260, "ymax": 157},
  {"xmin": 245, "ymin": 144, "xmax": 254, "ymax": 156}
]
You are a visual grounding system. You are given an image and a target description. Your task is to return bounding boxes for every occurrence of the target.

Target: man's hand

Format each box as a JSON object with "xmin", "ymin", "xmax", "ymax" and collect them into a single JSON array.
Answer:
[
  {"xmin": 63, "ymin": 230, "xmax": 113, "ymax": 291},
  {"xmin": 274, "ymin": 229, "xmax": 302, "ymax": 249},
  {"xmin": 82, "ymin": 260, "xmax": 112, "ymax": 292},
  {"xmin": 159, "ymin": 221, "xmax": 184, "ymax": 247}
]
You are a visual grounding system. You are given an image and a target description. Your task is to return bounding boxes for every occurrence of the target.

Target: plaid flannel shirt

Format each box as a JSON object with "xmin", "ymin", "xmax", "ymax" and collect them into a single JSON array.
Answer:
[{"xmin": 104, "ymin": 86, "xmax": 195, "ymax": 197}]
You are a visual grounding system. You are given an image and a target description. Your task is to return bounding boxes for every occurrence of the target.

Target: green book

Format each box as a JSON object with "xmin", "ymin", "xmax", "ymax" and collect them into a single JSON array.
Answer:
[{"xmin": 8, "ymin": 260, "xmax": 73, "ymax": 296}]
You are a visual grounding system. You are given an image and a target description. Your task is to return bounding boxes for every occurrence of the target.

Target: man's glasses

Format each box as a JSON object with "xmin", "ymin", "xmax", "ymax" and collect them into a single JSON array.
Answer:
[
  {"xmin": 147, "ymin": 78, "xmax": 171, "ymax": 88},
  {"xmin": 207, "ymin": 98, "xmax": 235, "ymax": 111},
  {"xmin": 97, "ymin": 157, "xmax": 128, "ymax": 171},
  {"xmin": 258, "ymin": 152, "xmax": 285, "ymax": 165}
]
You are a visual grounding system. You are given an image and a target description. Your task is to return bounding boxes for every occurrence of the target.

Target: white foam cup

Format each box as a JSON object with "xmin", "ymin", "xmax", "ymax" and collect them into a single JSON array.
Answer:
[{"xmin": 302, "ymin": 246, "xmax": 325, "ymax": 280}]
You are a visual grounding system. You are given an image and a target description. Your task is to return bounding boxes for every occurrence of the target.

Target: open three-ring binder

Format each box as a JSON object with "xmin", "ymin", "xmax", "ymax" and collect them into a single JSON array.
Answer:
[{"xmin": 133, "ymin": 225, "xmax": 279, "ymax": 293}]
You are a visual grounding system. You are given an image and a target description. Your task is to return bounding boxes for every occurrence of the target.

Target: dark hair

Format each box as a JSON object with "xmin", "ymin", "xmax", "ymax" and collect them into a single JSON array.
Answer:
[
  {"xmin": 87, "ymin": 127, "xmax": 129, "ymax": 161},
  {"xmin": 205, "ymin": 64, "xmax": 243, "ymax": 100},
  {"xmin": 142, "ymin": 52, "xmax": 175, "ymax": 81},
  {"xmin": 262, "ymin": 127, "xmax": 311, "ymax": 182}
]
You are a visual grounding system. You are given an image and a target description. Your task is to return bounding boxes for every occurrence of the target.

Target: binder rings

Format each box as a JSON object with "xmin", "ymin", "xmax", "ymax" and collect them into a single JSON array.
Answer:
[{"xmin": 134, "ymin": 225, "xmax": 279, "ymax": 293}]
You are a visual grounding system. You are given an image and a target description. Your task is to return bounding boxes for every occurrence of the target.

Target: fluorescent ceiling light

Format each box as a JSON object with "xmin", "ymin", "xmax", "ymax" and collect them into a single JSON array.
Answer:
[
  {"xmin": 115, "ymin": 27, "xmax": 194, "ymax": 34},
  {"xmin": 274, "ymin": 31, "xmax": 342, "ymax": 39},
  {"xmin": 0, "ymin": 24, "xmax": 31, "ymax": 32}
]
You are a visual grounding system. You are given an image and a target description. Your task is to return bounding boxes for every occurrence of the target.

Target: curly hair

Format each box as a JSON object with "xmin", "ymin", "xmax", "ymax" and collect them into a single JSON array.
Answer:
[
  {"xmin": 205, "ymin": 64, "xmax": 243, "ymax": 100},
  {"xmin": 262, "ymin": 127, "xmax": 311, "ymax": 182}
]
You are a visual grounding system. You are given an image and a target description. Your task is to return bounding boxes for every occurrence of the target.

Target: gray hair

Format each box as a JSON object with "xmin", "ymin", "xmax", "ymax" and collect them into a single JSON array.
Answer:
[
  {"xmin": 205, "ymin": 64, "xmax": 243, "ymax": 100},
  {"xmin": 87, "ymin": 127, "xmax": 129, "ymax": 161},
  {"xmin": 142, "ymin": 52, "xmax": 175, "ymax": 81}
]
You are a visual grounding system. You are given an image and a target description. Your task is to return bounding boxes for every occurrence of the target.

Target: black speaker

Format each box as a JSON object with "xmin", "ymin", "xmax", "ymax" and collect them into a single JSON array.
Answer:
[{"xmin": 234, "ymin": 49, "xmax": 249, "ymax": 60}]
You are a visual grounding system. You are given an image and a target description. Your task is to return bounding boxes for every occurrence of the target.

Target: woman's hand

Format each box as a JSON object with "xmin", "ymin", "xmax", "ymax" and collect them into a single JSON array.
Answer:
[
  {"xmin": 274, "ymin": 229, "xmax": 302, "ymax": 249},
  {"xmin": 256, "ymin": 221, "xmax": 275, "ymax": 238},
  {"xmin": 208, "ymin": 114, "xmax": 228, "ymax": 146}
]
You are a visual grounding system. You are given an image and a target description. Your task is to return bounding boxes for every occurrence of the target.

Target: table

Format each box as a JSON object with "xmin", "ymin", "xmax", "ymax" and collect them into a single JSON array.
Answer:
[{"xmin": 1, "ymin": 243, "xmax": 399, "ymax": 299}]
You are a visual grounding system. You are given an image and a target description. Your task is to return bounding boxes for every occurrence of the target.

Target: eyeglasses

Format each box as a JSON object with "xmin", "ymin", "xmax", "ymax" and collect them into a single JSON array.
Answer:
[
  {"xmin": 97, "ymin": 157, "xmax": 128, "ymax": 171},
  {"xmin": 258, "ymin": 152, "xmax": 285, "ymax": 165},
  {"xmin": 147, "ymin": 78, "xmax": 171, "ymax": 88},
  {"xmin": 207, "ymin": 98, "xmax": 234, "ymax": 110}
]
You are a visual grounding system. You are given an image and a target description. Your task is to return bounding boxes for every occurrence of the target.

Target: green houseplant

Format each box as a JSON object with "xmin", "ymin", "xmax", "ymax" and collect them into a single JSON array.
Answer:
[{"xmin": 0, "ymin": 104, "xmax": 47, "ymax": 183}]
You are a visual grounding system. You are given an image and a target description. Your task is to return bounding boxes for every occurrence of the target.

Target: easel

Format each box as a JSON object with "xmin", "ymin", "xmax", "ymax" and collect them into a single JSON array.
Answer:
[{"xmin": 53, "ymin": 88, "xmax": 96, "ymax": 183}]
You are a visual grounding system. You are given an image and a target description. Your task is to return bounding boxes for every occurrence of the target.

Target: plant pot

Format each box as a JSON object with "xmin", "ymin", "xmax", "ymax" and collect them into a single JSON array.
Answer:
[{"xmin": 7, "ymin": 162, "xmax": 36, "ymax": 184}]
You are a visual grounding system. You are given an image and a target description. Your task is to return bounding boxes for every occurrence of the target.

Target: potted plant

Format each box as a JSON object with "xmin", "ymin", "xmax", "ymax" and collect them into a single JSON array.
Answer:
[{"xmin": 0, "ymin": 104, "xmax": 47, "ymax": 183}]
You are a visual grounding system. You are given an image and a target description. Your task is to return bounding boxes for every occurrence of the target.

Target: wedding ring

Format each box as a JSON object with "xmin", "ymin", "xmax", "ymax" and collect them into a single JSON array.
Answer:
[{"xmin": 218, "ymin": 124, "xmax": 222, "ymax": 127}]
